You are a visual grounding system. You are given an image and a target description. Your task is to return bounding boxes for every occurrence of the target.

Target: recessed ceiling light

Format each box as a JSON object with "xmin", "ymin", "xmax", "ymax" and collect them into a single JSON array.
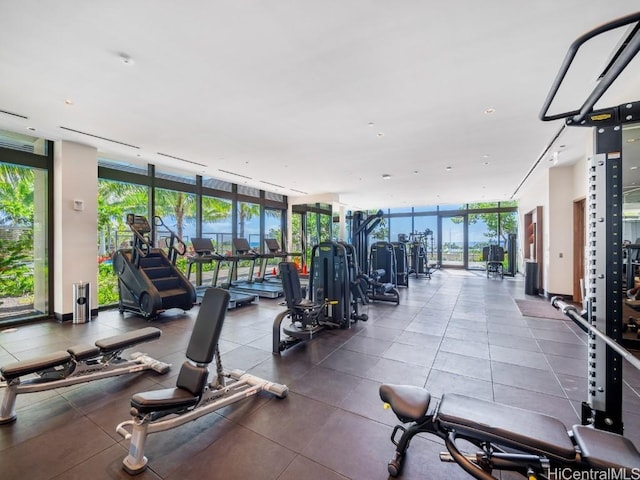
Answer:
[
  {"xmin": 64, "ymin": 99, "xmax": 74, "ymax": 105},
  {"xmin": 368, "ymin": 122, "xmax": 375, "ymax": 127},
  {"xmin": 445, "ymin": 166, "xmax": 452, "ymax": 171},
  {"xmin": 413, "ymin": 170, "xmax": 419, "ymax": 174},
  {"xmin": 119, "ymin": 54, "xmax": 134, "ymax": 65},
  {"xmin": 382, "ymin": 174, "xmax": 391, "ymax": 180},
  {"xmin": 26, "ymin": 127, "xmax": 36, "ymax": 131},
  {"xmin": 483, "ymin": 161, "xmax": 490, "ymax": 166},
  {"xmin": 484, "ymin": 107, "xmax": 496, "ymax": 114},
  {"xmin": 377, "ymin": 132, "xmax": 384, "ymax": 137},
  {"xmin": 631, "ymin": 166, "xmax": 638, "ymax": 170}
]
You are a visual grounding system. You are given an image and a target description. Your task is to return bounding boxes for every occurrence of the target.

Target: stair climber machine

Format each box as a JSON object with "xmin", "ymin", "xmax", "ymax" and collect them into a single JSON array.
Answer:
[{"xmin": 113, "ymin": 214, "xmax": 196, "ymax": 319}]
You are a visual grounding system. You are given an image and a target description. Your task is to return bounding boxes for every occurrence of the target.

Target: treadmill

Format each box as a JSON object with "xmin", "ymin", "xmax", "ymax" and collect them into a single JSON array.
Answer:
[
  {"xmin": 187, "ymin": 238, "xmax": 256, "ymax": 309},
  {"xmin": 228, "ymin": 238, "xmax": 283, "ymax": 299}
]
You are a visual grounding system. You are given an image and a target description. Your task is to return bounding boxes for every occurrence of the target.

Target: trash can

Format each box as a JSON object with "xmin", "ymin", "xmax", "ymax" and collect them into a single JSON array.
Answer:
[
  {"xmin": 73, "ymin": 282, "xmax": 91, "ymax": 324},
  {"xmin": 525, "ymin": 262, "xmax": 538, "ymax": 296}
]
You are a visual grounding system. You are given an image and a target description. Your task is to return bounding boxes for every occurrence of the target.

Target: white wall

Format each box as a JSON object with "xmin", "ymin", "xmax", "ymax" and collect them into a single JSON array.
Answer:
[
  {"xmin": 53, "ymin": 141, "xmax": 98, "ymax": 319},
  {"xmin": 547, "ymin": 166, "xmax": 575, "ymax": 294},
  {"xmin": 516, "ymin": 156, "xmax": 588, "ymax": 297}
]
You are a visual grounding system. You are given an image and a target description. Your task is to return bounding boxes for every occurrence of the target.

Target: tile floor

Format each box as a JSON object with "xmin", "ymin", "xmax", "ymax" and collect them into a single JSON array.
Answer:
[{"xmin": 0, "ymin": 270, "xmax": 639, "ymax": 479}]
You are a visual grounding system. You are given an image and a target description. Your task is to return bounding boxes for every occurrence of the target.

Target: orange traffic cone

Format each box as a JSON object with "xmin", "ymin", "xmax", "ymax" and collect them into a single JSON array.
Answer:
[
  {"xmin": 272, "ymin": 267, "xmax": 277, "ymax": 276},
  {"xmin": 302, "ymin": 264, "xmax": 308, "ymax": 275}
]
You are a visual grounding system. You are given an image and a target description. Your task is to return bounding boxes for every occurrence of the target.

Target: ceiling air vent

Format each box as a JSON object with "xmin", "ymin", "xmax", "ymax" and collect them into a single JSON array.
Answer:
[{"xmin": 59, "ymin": 126, "xmax": 140, "ymax": 149}]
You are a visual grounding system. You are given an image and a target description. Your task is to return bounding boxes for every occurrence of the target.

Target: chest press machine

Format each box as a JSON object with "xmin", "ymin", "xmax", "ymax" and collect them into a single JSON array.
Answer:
[
  {"xmin": 116, "ymin": 287, "xmax": 288, "ymax": 474},
  {"xmin": 378, "ymin": 11, "xmax": 640, "ymax": 479}
]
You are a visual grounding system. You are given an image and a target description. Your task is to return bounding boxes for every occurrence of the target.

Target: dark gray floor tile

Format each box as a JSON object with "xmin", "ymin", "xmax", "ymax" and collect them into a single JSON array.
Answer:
[
  {"xmin": 341, "ymin": 334, "xmax": 392, "ymax": 356},
  {"xmin": 382, "ymin": 342, "xmax": 438, "ymax": 367},
  {"xmin": 432, "ymin": 351, "xmax": 492, "ymax": 381},
  {"xmin": 1, "ymin": 416, "xmax": 115, "ymax": 480},
  {"xmin": 289, "ymin": 365, "xmax": 361, "ymax": 407},
  {"xmin": 301, "ymin": 408, "xmax": 394, "ymax": 480},
  {"xmin": 488, "ymin": 331, "xmax": 542, "ymax": 352},
  {"xmin": 277, "ymin": 455, "xmax": 349, "ymax": 480},
  {"xmin": 364, "ymin": 357, "xmax": 429, "ymax": 386},
  {"xmin": 489, "ymin": 344, "xmax": 549, "ymax": 370},
  {"xmin": 492, "ymin": 361, "xmax": 565, "ymax": 397},
  {"xmin": 51, "ymin": 443, "xmax": 162, "ymax": 479},
  {"xmin": 425, "ymin": 369, "xmax": 494, "ymax": 401},
  {"xmin": 537, "ymin": 339, "xmax": 586, "ymax": 359},
  {"xmin": 439, "ymin": 336, "xmax": 490, "ymax": 359},
  {"xmin": 164, "ymin": 424, "xmax": 297, "ymax": 480},
  {"xmin": 239, "ymin": 391, "xmax": 335, "ymax": 453},
  {"xmin": 492, "ymin": 384, "xmax": 580, "ymax": 427}
]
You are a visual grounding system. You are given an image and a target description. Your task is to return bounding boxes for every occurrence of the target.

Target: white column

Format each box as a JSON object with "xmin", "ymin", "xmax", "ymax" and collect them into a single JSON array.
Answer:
[{"xmin": 53, "ymin": 141, "xmax": 98, "ymax": 320}]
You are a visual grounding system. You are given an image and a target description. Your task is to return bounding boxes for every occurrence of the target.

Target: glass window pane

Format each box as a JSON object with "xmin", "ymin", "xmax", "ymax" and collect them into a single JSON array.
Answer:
[
  {"xmin": 468, "ymin": 212, "xmax": 499, "ymax": 270},
  {"xmin": 413, "ymin": 205, "xmax": 438, "ymax": 213},
  {"xmin": 97, "ymin": 179, "xmax": 148, "ymax": 307},
  {"xmin": 237, "ymin": 201, "xmax": 260, "ymax": 247},
  {"xmin": 390, "ymin": 216, "xmax": 412, "ymax": 243},
  {"xmin": 0, "ymin": 162, "xmax": 49, "ymax": 321},
  {"xmin": 202, "ymin": 195, "xmax": 233, "ymax": 254},
  {"xmin": 441, "ymin": 216, "xmax": 464, "ymax": 266},
  {"xmin": 413, "ymin": 216, "xmax": 438, "ymax": 262},
  {"xmin": 439, "ymin": 204, "xmax": 467, "ymax": 212},
  {"xmin": 264, "ymin": 208, "xmax": 283, "ymax": 251}
]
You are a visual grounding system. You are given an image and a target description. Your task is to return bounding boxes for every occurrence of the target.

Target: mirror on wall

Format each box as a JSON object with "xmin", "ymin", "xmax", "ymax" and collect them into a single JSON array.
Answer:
[{"xmin": 621, "ymin": 124, "xmax": 640, "ymax": 347}]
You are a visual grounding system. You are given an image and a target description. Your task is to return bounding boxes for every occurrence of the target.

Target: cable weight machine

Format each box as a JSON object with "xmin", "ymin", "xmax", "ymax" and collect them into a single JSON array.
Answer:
[{"xmin": 539, "ymin": 11, "xmax": 640, "ymax": 434}]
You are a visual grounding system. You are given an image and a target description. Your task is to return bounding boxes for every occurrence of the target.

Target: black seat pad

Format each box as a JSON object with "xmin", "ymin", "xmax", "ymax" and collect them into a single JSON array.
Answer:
[
  {"xmin": 1, "ymin": 351, "xmax": 71, "ymax": 381},
  {"xmin": 573, "ymin": 425, "xmax": 640, "ymax": 469},
  {"xmin": 437, "ymin": 393, "xmax": 576, "ymax": 461},
  {"xmin": 131, "ymin": 387, "xmax": 200, "ymax": 414},
  {"xmin": 379, "ymin": 384, "xmax": 431, "ymax": 423},
  {"xmin": 95, "ymin": 327, "xmax": 161, "ymax": 353},
  {"xmin": 67, "ymin": 344, "xmax": 101, "ymax": 361}
]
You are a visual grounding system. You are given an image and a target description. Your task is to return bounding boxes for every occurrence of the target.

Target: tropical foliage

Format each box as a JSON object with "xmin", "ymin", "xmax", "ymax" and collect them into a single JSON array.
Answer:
[{"xmin": 0, "ymin": 163, "xmax": 35, "ymax": 302}]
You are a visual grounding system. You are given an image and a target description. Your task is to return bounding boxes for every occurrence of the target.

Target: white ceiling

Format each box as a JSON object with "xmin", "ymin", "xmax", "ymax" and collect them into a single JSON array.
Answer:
[{"xmin": 1, "ymin": 1, "xmax": 640, "ymax": 209}]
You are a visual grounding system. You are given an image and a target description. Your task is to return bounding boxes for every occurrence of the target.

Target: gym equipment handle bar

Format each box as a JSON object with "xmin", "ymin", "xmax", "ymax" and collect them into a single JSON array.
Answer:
[
  {"xmin": 539, "ymin": 11, "xmax": 640, "ymax": 123},
  {"xmin": 551, "ymin": 296, "xmax": 640, "ymax": 372}
]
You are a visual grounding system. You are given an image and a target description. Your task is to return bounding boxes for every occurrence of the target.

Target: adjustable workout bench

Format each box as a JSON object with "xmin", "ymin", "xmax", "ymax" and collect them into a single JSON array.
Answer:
[
  {"xmin": 116, "ymin": 287, "xmax": 288, "ymax": 474},
  {"xmin": 0, "ymin": 326, "xmax": 168, "ymax": 424},
  {"xmin": 380, "ymin": 384, "xmax": 640, "ymax": 479}
]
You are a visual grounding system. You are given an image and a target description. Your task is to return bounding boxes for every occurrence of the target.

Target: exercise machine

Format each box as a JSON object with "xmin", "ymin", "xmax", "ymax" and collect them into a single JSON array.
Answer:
[
  {"xmin": 482, "ymin": 245, "xmax": 504, "ymax": 279},
  {"xmin": 408, "ymin": 230, "xmax": 439, "ymax": 278},
  {"xmin": 367, "ymin": 241, "xmax": 400, "ymax": 304},
  {"xmin": 391, "ymin": 241, "xmax": 409, "ymax": 287},
  {"xmin": 113, "ymin": 214, "xmax": 196, "ymax": 319},
  {"xmin": 226, "ymin": 238, "xmax": 283, "ymax": 298},
  {"xmin": 273, "ymin": 261, "xmax": 342, "ymax": 354},
  {"xmin": 116, "ymin": 287, "xmax": 288, "ymax": 474},
  {"xmin": 186, "ymin": 237, "xmax": 256, "ymax": 309},
  {"xmin": 539, "ymin": 9, "xmax": 640, "ymax": 423},
  {"xmin": 0, "ymin": 327, "xmax": 169, "ymax": 424}
]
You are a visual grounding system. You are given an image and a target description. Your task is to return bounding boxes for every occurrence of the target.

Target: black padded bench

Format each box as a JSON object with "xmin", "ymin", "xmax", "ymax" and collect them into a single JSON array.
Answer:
[
  {"xmin": 437, "ymin": 393, "xmax": 576, "ymax": 462},
  {"xmin": 1, "ymin": 351, "xmax": 72, "ymax": 382},
  {"xmin": 573, "ymin": 425, "xmax": 640, "ymax": 470},
  {"xmin": 1, "ymin": 327, "xmax": 162, "ymax": 383}
]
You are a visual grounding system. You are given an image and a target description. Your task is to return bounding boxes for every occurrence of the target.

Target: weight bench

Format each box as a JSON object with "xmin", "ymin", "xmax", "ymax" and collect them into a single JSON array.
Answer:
[
  {"xmin": 379, "ymin": 384, "xmax": 640, "ymax": 479},
  {"xmin": 117, "ymin": 287, "xmax": 288, "ymax": 474},
  {"xmin": 0, "ymin": 327, "xmax": 168, "ymax": 424}
]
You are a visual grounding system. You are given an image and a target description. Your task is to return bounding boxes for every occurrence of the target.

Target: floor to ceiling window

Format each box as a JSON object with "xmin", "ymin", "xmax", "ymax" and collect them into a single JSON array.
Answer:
[{"xmin": 0, "ymin": 132, "xmax": 53, "ymax": 324}]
